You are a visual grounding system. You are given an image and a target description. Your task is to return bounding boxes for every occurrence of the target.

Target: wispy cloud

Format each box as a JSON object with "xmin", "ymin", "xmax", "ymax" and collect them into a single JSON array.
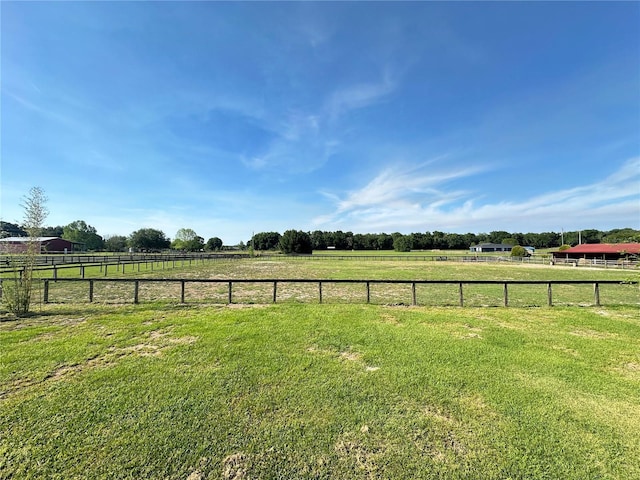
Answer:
[
  {"xmin": 315, "ymin": 157, "xmax": 640, "ymax": 233},
  {"xmin": 325, "ymin": 71, "xmax": 396, "ymax": 121}
]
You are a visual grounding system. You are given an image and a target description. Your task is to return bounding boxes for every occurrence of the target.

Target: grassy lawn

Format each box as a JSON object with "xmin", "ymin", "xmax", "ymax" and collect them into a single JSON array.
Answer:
[{"xmin": 1, "ymin": 302, "xmax": 639, "ymax": 479}]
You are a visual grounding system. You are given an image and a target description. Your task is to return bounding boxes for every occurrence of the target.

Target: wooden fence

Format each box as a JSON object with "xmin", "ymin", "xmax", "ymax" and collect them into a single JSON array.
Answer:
[
  {"xmin": 0, "ymin": 254, "xmax": 245, "ymax": 277},
  {"xmin": 2, "ymin": 278, "xmax": 634, "ymax": 307}
]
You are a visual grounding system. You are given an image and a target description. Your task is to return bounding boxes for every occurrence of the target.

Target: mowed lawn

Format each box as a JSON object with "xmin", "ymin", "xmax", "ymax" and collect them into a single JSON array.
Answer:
[{"xmin": 1, "ymin": 302, "xmax": 639, "ymax": 479}]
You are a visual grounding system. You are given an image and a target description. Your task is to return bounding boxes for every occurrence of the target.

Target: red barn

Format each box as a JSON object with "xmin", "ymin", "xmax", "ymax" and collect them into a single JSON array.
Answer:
[{"xmin": 0, "ymin": 237, "xmax": 80, "ymax": 253}]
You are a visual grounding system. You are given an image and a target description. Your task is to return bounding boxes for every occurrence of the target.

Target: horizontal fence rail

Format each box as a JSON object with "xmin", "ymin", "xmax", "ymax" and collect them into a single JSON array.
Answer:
[
  {"xmin": 2, "ymin": 253, "xmax": 636, "ymax": 275},
  {"xmin": 2, "ymin": 278, "xmax": 635, "ymax": 308},
  {"xmin": 0, "ymin": 254, "xmax": 246, "ymax": 276}
]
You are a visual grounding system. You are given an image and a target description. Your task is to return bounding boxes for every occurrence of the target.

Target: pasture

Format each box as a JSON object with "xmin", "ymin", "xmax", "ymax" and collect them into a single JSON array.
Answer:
[
  {"xmin": 1, "ymin": 257, "xmax": 639, "ymax": 479},
  {"xmin": 10, "ymin": 255, "xmax": 639, "ymax": 308}
]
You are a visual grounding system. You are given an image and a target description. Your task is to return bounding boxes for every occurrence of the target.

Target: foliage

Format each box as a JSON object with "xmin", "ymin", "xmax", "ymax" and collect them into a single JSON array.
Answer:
[
  {"xmin": 41, "ymin": 225, "xmax": 64, "ymax": 237},
  {"xmin": 63, "ymin": 220, "xmax": 104, "ymax": 251},
  {"xmin": 602, "ymin": 228, "xmax": 640, "ymax": 243},
  {"xmin": 279, "ymin": 229, "xmax": 312, "ymax": 254},
  {"xmin": 250, "ymin": 228, "xmax": 638, "ymax": 253},
  {"xmin": 2, "ymin": 187, "xmax": 48, "ymax": 316},
  {"xmin": 0, "ymin": 221, "xmax": 27, "ymax": 238},
  {"xmin": 510, "ymin": 245, "xmax": 527, "ymax": 257},
  {"xmin": 172, "ymin": 228, "xmax": 204, "ymax": 252},
  {"xmin": 128, "ymin": 228, "xmax": 170, "ymax": 251},
  {"xmin": 558, "ymin": 244, "xmax": 571, "ymax": 251},
  {"xmin": 205, "ymin": 237, "xmax": 223, "ymax": 251},
  {"xmin": 250, "ymin": 232, "xmax": 281, "ymax": 251},
  {"xmin": 393, "ymin": 234, "xmax": 412, "ymax": 252},
  {"xmin": 310, "ymin": 230, "xmax": 328, "ymax": 250},
  {"xmin": 104, "ymin": 235, "xmax": 128, "ymax": 252}
]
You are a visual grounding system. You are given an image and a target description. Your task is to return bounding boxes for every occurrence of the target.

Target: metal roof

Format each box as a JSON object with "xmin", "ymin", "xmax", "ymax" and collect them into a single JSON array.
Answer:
[
  {"xmin": 0, "ymin": 236, "xmax": 62, "ymax": 242},
  {"xmin": 559, "ymin": 243, "xmax": 640, "ymax": 254}
]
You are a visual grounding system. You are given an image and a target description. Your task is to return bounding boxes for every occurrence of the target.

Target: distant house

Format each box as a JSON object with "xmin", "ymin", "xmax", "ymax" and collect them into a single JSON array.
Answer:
[
  {"xmin": 469, "ymin": 243, "xmax": 513, "ymax": 253},
  {"xmin": 0, "ymin": 237, "xmax": 81, "ymax": 253},
  {"xmin": 552, "ymin": 243, "xmax": 640, "ymax": 261}
]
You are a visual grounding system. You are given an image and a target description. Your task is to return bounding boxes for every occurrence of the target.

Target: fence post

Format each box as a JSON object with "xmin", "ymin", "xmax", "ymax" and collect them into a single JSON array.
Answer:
[
  {"xmin": 319, "ymin": 281, "xmax": 323, "ymax": 304},
  {"xmin": 503, "ymin": 283, "xmax": 508, "ymax": 307},
  {"xmin": 594, "ymin": 283, "xmax": 600, "ymax": 307},
  {"xmin": 412, "ymin": 282, "xmax": 417, "ymax": 306},
  {"xmin": 459, "ymin": 283, "xmax": 464, "ymax": 307},
  {"xmin": 81, "ymin": 265, "xmax": 85, "ymax": 279},
  {"xmin": 228, "ymin": 281, "xmax": 232, "ymax": 304},
  {"xmin": 273, "ymin": 281, "xmax": 277, "ymax": 303},
  {"xmin": 89, "ymin": 280, "xmax": 94, "ymax": 303},
  {"xmin": 366, "ymin": 282, "xmax": 370, "ymax": 304},
  {"xmin": 134, "ymin": 281, "xmax": 139, "ymax": 304},
  {"xmin": 44, "ymin": 280, "xmax": 49, "ymax": 303},
  {"xmin": 547, "ymin": 283, "xmax": 553, "ymax": 306},
  {"xmin": 104, "ymin": 264, "xmax": 108, "ymax": 277},
  {"xmin": 53, "ymin": 265, "xmax": 57, "ymax": 281},
  {"xmin": 0, "ymin": 279, "xmax": 3, "ymax": 302},
  {"xmin": 181, "ymin": 280, "xmax": 186, "ymax": 303}
]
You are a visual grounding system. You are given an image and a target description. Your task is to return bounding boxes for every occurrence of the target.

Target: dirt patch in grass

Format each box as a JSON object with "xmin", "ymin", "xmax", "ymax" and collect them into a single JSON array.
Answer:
[
  {"xmin": 613, "ymin": 362, "xmax": 640, "ymax": 380},
  {"xmin": 552, "ymin": 345, "xmax": 581, "ymax": 357},
  {"xmin": 340, "ymin": 350, "xmax": 362, "ymax": 362},
  {"xmin": 423, "ymin": 405, "xmax": 455, "ymax": 423},
  {"xmin": 1, "ymin": 329, "xmax": 198, "ymax": 399},
  {"xmin": 413, "ymin": 405, "xmax": 468, "ymax": 464},
  {"xmin": 378, "ymin": 312, "xmax": 402, "ymax": 326},
  {"xmin": 335, "ymin": 430, "xmax": 386, "ymax": 477},
  {"xmin": 222, "ymin": 453, "xmax": 249, "ymax": 480},
  {"xmin": 455, "ymin": 323, "xmax": 483, "ymax": 339},
  {"xmin": 569, "ymin": 329, "xmax": 617, "ymax": 339},
  {"xmin": 307, "ymin": 345, "xmax": 379, "ymax": 372}
]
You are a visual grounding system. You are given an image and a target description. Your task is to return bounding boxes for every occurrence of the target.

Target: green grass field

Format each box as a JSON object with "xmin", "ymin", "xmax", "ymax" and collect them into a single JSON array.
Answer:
[{"xmin": 1, "ymin": 259, "xmax": 639, "ymax": 479}]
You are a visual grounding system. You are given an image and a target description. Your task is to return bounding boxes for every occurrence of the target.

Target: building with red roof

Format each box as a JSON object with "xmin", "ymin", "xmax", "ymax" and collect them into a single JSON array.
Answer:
[{"xmin": 552, "ymin": 243, "xmax": 640, "ymax": 261}]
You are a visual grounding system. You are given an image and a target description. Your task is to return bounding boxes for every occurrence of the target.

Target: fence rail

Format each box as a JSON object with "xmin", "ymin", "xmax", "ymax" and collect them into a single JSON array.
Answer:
[
  {"xmin": 1, "ymin": 253, "xmax": 636, "ymax": 277},
  {"xmin": 2, "ymin": 278, "xmax": 635, "ymax": 308},
  {"xmin": 0, "ymin": 254, "xmax": 246, "ymax": 276}
]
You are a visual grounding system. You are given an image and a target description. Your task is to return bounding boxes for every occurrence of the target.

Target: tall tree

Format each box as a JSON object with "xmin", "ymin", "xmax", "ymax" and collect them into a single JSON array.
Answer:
[
  {"xmin": 172, "ymin": 228, "xmax": 204, "ymax": 251},
  {"xmin": 0, "ymin": 221, "xmax": 27, "ymax": 238},
  {"xmin": 128, "ymin": 228, "xmax": 170, "ymax": 251},
  {"xmin": 3, "ymin": 187, "xmax": 48, "ymax": 316},
  {"xmin": 393, "ymin": 235, "xmax": 412, "ymax": 252},
  {"xmin": 104, "ymin": 235, "xmax": 128, "ymax": 252},
  {"xmin": 63, "ymin": 220, "xmax": 104, "ymax": 251},
  {"xmin": 205, "ymin": 237, "xmax": 223, "ymax": 251},
  {"xmin": 251, "ymin": 232, "xmax": 281, "ymax": 251},
  {"xmin": 41, "ymin": 225, "xmax": 64, "ymax": 237},
  {"xmin": 279, "ymin": 230, "xmax": 312, "ymax": 254}
]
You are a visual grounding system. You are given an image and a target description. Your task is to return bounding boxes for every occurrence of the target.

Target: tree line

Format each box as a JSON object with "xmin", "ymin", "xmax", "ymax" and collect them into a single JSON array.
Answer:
[
  {"xmin": 250, "ymin": 228, "xmax": 640, "ymax": 253},
  {"xmin": 1, "ymin": 220, "xmax": 637, "ymax": 253}
]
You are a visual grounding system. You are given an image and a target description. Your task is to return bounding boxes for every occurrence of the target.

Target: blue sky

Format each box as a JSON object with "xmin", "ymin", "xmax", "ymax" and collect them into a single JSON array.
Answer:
[{"xmin": 2, "ymin": 2, "xmax": 639, "ymax": 244}]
